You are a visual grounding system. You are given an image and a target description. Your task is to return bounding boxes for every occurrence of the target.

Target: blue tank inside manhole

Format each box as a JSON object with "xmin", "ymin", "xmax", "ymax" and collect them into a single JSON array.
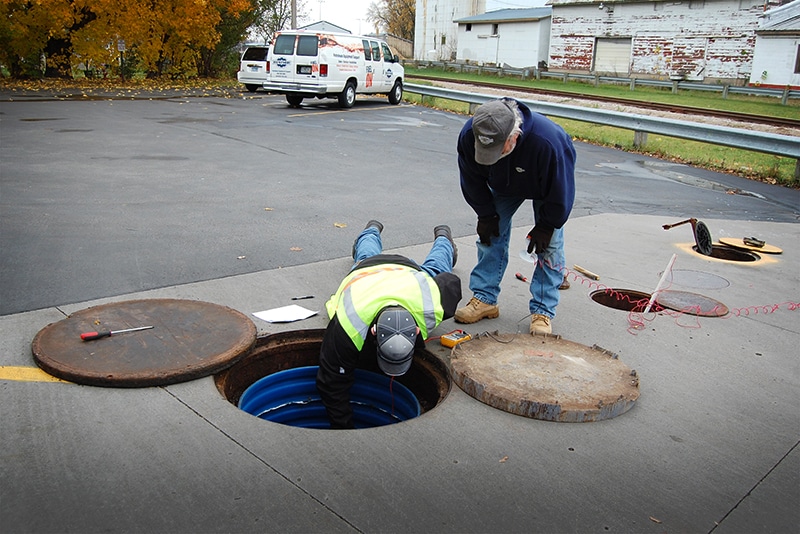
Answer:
[
  {"xmin": 214, "ymin": 329, "xmax": 451, "ymax": 430},
  {"xmin": 238, "ymin": 366, "xmax": 420, "ymax": 429}
]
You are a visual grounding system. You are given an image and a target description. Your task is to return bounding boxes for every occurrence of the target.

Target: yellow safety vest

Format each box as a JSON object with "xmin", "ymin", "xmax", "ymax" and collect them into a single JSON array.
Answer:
[{"xmin": 326, "ymin": 264, "xmax": 443, "ymax": 350}]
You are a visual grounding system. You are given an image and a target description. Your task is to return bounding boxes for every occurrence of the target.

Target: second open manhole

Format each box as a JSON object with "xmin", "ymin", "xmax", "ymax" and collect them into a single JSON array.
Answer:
[
  {"xmin": 215, "ymin": 329, "xmax": 451, "ymax": 429},
  {"xmin": 590, "ymin": 289, "xmax": 663, "ymax": 312},
  {"xmin": 693, "ymin": 244, "xmax": 760, "ymax": 262}
]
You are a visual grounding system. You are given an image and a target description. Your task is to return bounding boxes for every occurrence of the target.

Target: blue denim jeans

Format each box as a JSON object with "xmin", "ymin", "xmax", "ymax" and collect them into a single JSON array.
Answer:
[
  {"xmin": 469, "ymin": 195, "xmax": 565, "ymax": 318},
  {"xmin": 353, "ymin": 227, "xmax": 454, "ymax": 277}
]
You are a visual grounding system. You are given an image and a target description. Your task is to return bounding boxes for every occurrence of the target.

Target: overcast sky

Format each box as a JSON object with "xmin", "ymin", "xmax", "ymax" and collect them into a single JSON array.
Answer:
[{"xmin": 314, "ymin": 0, "xmax": 549, "ymax": 35}]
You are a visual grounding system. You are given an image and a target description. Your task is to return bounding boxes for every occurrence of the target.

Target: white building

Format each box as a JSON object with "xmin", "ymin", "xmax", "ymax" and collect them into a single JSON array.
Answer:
[
  {"xmin": 547, "ymin": 0, "xmax": 792, "ymax": 84},
  {"xmin": 454, "ymin": 8, "xmax": 552, "ymax": 68},
  {"xmin": 298, "ymin": 20, "xmax": 352, "ymax": 34},
  {"xmin": 749, "ymin": 0, "xmax": 800, "ymax": 88},
  {"xmin": 415, "ymin": 0, "xmax": 487, "ymax": 60}
]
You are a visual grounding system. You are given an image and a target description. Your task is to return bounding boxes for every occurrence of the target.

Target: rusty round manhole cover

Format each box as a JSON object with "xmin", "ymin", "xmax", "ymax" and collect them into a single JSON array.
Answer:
[
  {"xmin": 448, "ymin": 334, "xmax": 639, "ymax": 422},
  {"xmin": 32, "ymin": 299, "xmax": 256, "ymax": 387},
  {"xmin": 654, "ymin": 290, "xmax": 729, "ymax": 317}
]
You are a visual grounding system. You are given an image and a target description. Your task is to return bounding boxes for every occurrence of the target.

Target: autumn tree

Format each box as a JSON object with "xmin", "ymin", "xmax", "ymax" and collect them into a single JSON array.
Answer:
[
  {"xmin": 196, "ymin": 0, "xmax": 259, "ymax": 77},
  {"xmin": 0, "ymin": 0, "xmax": 98, "ymax": 78},
  {"xmin": 366, "ymin": 0, "xmax": 414, "ymax": 41},
  {"xmin": 0, "ymin": 0, "xmax": 253, "ymax": 79},
  {"xmin": 248, "ymin": 0, "xmax": 307, "ymax": 44}
]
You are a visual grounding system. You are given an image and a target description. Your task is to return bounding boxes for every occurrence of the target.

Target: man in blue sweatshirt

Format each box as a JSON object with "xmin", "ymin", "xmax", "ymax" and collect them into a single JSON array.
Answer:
[{"xmin": 455, "ymin": 97, "xmax": 576, "ymax": 335}]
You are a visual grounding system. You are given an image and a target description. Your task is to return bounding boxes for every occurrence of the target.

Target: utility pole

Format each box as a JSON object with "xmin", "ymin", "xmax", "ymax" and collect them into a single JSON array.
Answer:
[{"xmin": 291, "ymin": 0, "xmax": 297, "ymax": 29}]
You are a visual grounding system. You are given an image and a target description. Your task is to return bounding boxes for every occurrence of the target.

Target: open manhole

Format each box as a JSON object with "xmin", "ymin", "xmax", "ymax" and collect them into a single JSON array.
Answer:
[
  {"xmin": 590, "ymin": 289, "xmax": 663, "ymax": 312},
  {"xmin": 215, "ymin": 329, "xmax": 451, "ymax": 429},
  {"xmin": 693, "ymin": 244, "xmax": 760, "ymax": 262}
]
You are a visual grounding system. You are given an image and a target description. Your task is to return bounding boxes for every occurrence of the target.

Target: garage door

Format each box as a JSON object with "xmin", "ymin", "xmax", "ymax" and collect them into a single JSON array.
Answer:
[{"xmin": 594, "ymin": 38, "xmax": 631, "ymax": 75}]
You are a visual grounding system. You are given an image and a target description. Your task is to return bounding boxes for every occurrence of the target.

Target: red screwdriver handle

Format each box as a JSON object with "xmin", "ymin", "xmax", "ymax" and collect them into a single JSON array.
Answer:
[{"xmin": 80, "ymin": 330, "xmax": 112, "ymax": 341}]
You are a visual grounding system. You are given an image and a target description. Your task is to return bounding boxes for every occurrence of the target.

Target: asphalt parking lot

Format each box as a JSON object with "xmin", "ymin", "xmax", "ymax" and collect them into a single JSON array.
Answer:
[
  {"xmin": 1, "ymin": 89, "xmax": 798, "ymax": 533},
  {"xmin": 1, "ymin": 90, "xmax": 797, "ymax": 316}
]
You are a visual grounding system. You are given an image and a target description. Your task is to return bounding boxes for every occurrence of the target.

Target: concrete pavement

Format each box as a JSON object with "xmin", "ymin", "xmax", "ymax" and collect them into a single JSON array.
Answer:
[{"xmin": 2, "ymin": 213, "xmax": 798, "ymax": 533}]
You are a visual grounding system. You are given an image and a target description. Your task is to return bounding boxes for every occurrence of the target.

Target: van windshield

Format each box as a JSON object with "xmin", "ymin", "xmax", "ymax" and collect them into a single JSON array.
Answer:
[{"xmin": 274, "ymin": 35, "xmax": 296, "ymax": 55}]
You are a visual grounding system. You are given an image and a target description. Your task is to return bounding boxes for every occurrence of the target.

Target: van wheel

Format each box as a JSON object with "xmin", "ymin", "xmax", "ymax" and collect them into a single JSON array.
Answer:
[
  {"xmin": 338, "ymin": 82, "xmax": 356, "ymax": 108},
  {"xmin": 245, "ymin": 84, "xmax": 259, "ymax": 93},
  {"xmin": 388, "ymin": 80, "xmax": 403, "ymax": 105},
  {"xmin": 286, "ymin": 95, "xmax": 304, "ymax": 107}
]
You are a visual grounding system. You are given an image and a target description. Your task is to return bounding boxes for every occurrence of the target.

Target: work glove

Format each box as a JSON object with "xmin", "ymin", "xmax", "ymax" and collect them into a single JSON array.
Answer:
[
  {"xmin": 527, "ymin": 225, "xmax": 554, "ymax": 254},
  {"xmin": 477, "ymin": 214, "xmax": 500, "ymax": 246}
]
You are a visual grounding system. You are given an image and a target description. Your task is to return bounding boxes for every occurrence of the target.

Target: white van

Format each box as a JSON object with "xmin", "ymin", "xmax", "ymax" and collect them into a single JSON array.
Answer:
[
  {"xmin": 237, "ymin": 45, "xmax": 270, "ymax": 92},
  {"xmin": 263, "ymin": 31, "xmax": 404, "ymax": 108}
]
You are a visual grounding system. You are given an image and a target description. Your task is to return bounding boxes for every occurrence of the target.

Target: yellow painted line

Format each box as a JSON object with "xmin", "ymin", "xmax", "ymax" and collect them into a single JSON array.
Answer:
[{"xmin": 0, "ymin": 366, "xmax": 71, "ymax": 383}]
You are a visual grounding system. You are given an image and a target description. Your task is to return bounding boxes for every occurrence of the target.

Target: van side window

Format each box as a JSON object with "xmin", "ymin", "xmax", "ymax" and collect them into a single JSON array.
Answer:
[
  {"xmin": 273, "ymin": 34, "xmax": 296, "ymax": 55},
  {"xmin": 297, "ymin": 35, "xmax": 319, "ymax": 56},
  {"xmin": 370, "ymin": 41, "xmax": 381, "ymax": 61},
  {"xmin": 381, "ymin": 43, "xmax": 394, "ymax": 63},
  {"xmin": 362, "ymin": 39, "xmax": 372, "ymax": 60}
]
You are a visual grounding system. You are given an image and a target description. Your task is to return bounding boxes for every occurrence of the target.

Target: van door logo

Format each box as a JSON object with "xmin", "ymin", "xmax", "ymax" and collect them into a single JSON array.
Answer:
[
  {"xmin": 385, "ymin": 69, "xmax": 393, "ymax": 78},
  {"xmin": 276, "ymin": 57, "xmax": 288, "ymax": 68}
]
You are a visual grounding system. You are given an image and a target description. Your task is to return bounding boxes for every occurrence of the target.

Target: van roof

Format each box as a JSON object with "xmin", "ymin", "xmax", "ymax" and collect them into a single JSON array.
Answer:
[{"xmin": 275, "ymin": 30, "xmax": 382, "ymax": 39}]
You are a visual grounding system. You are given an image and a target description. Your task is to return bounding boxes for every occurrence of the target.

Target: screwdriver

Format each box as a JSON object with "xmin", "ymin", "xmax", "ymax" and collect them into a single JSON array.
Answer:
[{"xmin": 80, "ymin": 325, "xmax": 153, "ymax": 341}]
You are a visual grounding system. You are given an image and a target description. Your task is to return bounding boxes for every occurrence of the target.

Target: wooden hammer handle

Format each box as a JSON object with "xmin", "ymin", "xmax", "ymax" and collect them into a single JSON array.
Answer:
[{"xmin": 573, "ymin": 264, "xmax": 600, "ymax": 280}]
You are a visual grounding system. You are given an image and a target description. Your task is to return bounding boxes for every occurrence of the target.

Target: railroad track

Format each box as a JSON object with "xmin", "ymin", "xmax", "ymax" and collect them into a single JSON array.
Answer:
[{"xmin": 408, "ymin": 74, "xmax": 800, "ymax": 130}]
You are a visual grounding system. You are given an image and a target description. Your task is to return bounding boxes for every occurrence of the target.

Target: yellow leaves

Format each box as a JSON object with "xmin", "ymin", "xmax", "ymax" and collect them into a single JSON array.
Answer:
[{"xmin": 1, "ymin": 0, "xmax": 251, "ymax": 77}]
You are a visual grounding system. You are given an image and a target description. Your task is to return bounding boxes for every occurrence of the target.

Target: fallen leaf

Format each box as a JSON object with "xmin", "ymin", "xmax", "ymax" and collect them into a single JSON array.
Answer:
[
  {"xmin": 290, "ymin": 247, "xmax": 302, "ymax": 252},
  {"xmin": 264, "ymin": 207, "xmax": 273, "ymax": 211},
  {"xmin": 499, "ymin": 456, "xmax": 508, "ymax": 463},
  {"xmin": 649, "ymin": 516, "xmax": 662, "ymax": 524},
  {"xmin": 333, "ymin": 222, "xmax": 347, "ymax": 228},
  {"xmin": 237, "ymin": 256, "xmax": 246, "ymax": 260}
]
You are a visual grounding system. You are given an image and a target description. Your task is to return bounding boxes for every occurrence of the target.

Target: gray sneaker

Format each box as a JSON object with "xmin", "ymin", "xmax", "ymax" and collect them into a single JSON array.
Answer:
[
  {"xmin": 433, "ymin": 225, "xmax": 458, "ymax": 267},
  {"xmin": 352, "ymin": 220, "xmax": 383, "ymax": 259}
]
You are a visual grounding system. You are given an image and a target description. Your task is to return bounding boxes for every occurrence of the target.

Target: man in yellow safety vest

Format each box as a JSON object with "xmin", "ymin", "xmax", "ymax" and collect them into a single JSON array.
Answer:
[{"xmin": 316, "ymin": 220, "xmax": 462, "ymax": 429}]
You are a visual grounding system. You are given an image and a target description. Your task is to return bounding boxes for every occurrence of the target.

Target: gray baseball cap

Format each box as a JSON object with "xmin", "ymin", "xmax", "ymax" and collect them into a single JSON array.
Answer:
[
  {"xmin": 472, "ymin": 98, "xmax": 516, "ymax": 165},
  {"xmin": 375, "ymin": 306, "xmax": 417, "ymax": 376}
]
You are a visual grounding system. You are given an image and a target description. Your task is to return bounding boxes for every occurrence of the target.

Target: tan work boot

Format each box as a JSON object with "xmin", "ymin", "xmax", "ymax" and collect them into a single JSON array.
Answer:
[
  {"xmin": 530, "ymin": 314, "xmax": 552, "ymax": 335},
  {"xmin": 455, "ymin": 297, "xmax": 499, "ymax": 324}
]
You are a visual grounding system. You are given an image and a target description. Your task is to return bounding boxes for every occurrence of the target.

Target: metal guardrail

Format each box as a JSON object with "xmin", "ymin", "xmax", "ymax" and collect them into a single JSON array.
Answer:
[
  {"xmin": 403, "ymin": 83, "xmax": 800, "ymax": 181},
  {"xmin": 406, "ymin": 60, "xmax": 800, "ymax": 104}
]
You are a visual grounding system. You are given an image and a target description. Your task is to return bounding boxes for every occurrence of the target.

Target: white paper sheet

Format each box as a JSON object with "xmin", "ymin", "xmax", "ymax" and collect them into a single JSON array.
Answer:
[{"xmin": 253, "ymin": 305, "xmax": 318, "ymax": 323}]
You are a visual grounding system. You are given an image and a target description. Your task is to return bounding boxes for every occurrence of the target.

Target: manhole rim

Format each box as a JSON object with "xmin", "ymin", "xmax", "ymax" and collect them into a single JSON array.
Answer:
[
  {"xmin": 589, "ymin": 288, "xmax": 662, "ymax": 312},
  {"xmin": 214, "ymin": 328, "xmax": 452, "ymax": 429},
  {"xmin": 693, "ymin": 244, "xmax": 761, "ymax": 262}
]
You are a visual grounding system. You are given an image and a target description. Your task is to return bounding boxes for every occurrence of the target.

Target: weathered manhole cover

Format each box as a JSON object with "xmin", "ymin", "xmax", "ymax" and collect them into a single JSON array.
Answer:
[
  {"xmin": 654, "ymin": 290, "xmax": 729, "ymax": 317},
  {"xmin": 32, "ymin": 299, "xmax": 256, "ymax": 387},
  {"xmin": 449, "ymin": 334, "xmax": 639, "ymax": 422},
  {"xmin": 719, "ymin": 237, "xmax": 782, "ymax": 254}
]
